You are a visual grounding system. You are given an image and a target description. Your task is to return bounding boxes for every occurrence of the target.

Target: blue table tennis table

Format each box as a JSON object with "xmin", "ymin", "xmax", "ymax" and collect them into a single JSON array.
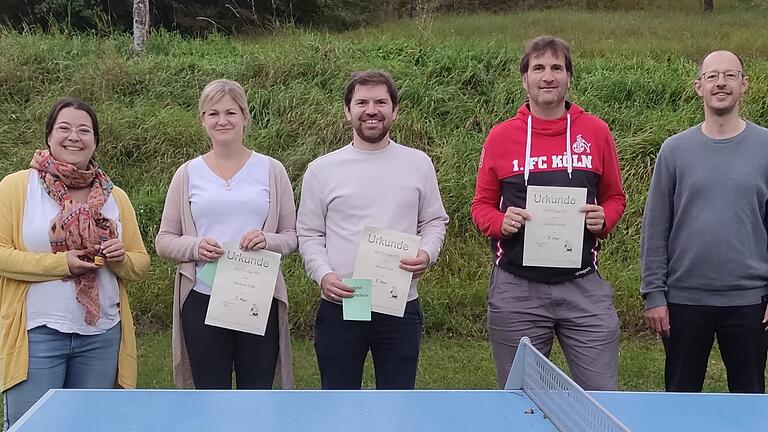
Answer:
[{"xmin": 10, "ymin": 338, "xmax": 768, "ymax": 432}]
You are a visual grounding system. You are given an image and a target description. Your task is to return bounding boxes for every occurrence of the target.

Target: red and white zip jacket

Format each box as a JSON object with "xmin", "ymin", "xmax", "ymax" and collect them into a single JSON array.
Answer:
[{"xmin": 471, "ymin": 102, "xmax": 626, "ymax": 283}]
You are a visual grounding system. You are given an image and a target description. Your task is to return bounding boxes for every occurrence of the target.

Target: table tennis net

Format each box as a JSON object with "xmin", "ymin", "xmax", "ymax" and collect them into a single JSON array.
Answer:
[{"xmin": 504, "ymin": 337, "xmax": 631, "ymax": 432}]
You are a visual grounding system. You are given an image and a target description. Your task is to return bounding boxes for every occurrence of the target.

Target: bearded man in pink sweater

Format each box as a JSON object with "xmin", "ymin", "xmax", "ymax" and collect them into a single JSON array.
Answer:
[{"xmin": 297, "ymin": 70, "xmax": 449, "ymax": 390}]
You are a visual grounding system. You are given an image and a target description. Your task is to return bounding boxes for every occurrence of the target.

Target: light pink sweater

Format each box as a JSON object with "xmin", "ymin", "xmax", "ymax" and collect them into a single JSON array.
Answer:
[{"xmin": 297, "ymin": 142, "xmax": 449, "ymax": 301}]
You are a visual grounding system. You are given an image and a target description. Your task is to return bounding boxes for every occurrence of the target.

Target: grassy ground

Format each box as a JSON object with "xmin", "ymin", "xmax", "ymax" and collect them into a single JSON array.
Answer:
[
  {"xmin": 372, "ymin": 7, "xmax": 768, "ymax": 58},
  {"xmin": 138, "ymin": 332, "xmax": 736, "ymax": 392},
  {"xmin": 0, "ymin": 332, "xmax": 735, "ymax": 421}
]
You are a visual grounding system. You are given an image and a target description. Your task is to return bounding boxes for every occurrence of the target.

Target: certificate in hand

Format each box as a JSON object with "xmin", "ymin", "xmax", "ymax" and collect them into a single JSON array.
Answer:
[
  {"xmin": 352, "ymin": 226, "xmax": 421, "ymax": 317},
  {"xmin": 523, "ymin": 185, "xmax": 587, "ymax": 268},
  {"xmin": 205, "ymin": 242, "xmax": 281, "ymax": 336}
]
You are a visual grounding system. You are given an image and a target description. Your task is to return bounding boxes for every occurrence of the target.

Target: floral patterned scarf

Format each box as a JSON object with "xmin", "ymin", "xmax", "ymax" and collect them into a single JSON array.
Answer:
[{"xmin": 30, "ymin": 149, "xmax": 117, "ymax": 326}]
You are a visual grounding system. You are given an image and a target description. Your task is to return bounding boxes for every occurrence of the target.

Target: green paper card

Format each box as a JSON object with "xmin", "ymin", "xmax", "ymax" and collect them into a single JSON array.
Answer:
[
  {"xmin": 198, "ymin": 261, "xmax": 217, "ymax": 286},
  {"xmin": 342, "ymin": 278, "xmax": 372, "ymax": 321}
]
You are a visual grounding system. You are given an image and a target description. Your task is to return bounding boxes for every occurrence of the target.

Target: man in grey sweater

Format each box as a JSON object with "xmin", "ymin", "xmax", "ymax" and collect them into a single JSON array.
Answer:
[{"xmin": 641, "ymin": 50, "xmax": 768, "ymax": 393}]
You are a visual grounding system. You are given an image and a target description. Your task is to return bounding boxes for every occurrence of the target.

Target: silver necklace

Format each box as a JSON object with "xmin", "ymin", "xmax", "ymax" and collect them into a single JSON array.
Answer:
[{"xmin": 211, "ymin": 149, "xmax": 249, "ymax": 191}]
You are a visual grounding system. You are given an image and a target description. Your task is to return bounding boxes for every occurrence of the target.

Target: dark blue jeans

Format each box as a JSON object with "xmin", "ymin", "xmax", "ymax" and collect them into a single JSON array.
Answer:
[{"xmin": 314, "ymin": 298, "xmax": 423, "ymax": 389}]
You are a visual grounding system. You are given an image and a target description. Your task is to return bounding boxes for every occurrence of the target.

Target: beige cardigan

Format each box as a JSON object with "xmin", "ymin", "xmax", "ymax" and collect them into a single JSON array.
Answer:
[{"xmin": 155, "ymin": 156, "xmax": 297, "ymax": 389}]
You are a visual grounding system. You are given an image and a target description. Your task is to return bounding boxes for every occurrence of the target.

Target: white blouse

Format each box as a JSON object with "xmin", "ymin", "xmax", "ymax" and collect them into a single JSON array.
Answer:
[
  {"xmin": 23, "ymin": 170, "xmax": 122, "ymax": 335},
  {"xmin": 187, "ymin": 152, "xmax": 270, "ymax": 295}
]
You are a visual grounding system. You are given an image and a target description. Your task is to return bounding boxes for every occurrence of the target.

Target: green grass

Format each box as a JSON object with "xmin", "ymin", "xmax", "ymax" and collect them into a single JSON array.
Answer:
[
  {"xmin": 373, "ymin": 8, "xmax": 768, "ymax": 59},
  {"xmin": 0, "ymin": 331, "xmax": 744, "ymax": 421},
  {"xmin": 137, "ymin": 331, "xmax": 738, "ymax": 392},
  {"xmin": 3, "ymin": 8, "xmax": 768, "ymax": 337}
]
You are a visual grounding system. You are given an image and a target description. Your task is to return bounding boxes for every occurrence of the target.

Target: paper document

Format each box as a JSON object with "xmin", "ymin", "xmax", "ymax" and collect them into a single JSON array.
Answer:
[
  {"xmin": 352, "ymin": 226, "xmax": 421, "ymax": 317},
  {"xmin": 523, "ymin": 186, "xmax": 587, "ymax": 268},
  {"xmin": 342, "ymin": 278, "xmax": 372, "ymax": 321},
  {"xmin": 205, "ymin": 242, "xmax": 281, "ymax": 335},
  {"xmin": 197, "ymin": 261, "xmax": 217, "ymax": 286}
]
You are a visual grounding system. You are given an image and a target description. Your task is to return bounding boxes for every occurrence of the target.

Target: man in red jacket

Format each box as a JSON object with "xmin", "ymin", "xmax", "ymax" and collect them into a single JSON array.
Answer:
[{"xmin": 471, "ymin": 36, "xmax": 626, "ymax": 390}]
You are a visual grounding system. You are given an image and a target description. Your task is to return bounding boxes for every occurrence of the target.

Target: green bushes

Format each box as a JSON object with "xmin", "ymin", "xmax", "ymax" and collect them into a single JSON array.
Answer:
[
  {"xmin": 2, "ymin": 9, "xmax": 768, "ymax": 337},
  {"xmin": 0, "ymin": 0, "xmax": 368, "ymax": 34}
]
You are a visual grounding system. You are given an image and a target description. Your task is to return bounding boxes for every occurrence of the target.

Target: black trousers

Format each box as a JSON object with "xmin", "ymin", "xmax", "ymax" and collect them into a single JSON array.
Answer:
[
  {"xmin": 181, "ymin": 289, "xmax": 279, "ymax": 389},
  {"xmin": 314, "ymin": 298, "xmax": 423, "ymax": 390},
  {"xmin": 663, "ymin": 302, "xmax": 768, "ymax": 393}
]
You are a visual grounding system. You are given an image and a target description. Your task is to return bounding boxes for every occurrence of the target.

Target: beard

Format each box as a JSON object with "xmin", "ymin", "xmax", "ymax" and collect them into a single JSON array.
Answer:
[{"xmin": 353, "ymin": 117, "xmax": 391, "ymax": 144}]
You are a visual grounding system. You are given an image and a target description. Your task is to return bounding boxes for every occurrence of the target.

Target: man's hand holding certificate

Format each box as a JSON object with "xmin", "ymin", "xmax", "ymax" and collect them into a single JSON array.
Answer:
[
  {"xmin": 523, "ymin": 186, "xmax": 587, "ymax": 268},
  {"xmin": 205, "ymin": 242, "xmax": 281, "ymax": 336},
  {"xmin": 352, "ymin": 226, "xmax": 421, "ymax": 317}
]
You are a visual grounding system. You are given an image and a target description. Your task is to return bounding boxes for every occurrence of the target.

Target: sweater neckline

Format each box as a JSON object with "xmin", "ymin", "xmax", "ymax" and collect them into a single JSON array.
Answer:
[
  {"xmin": 348, "ymin": 140, "xmax": 395, "ymax": 154},
  {"xmin": 697, "ymin": 121, "xmax": 751, "ymax": 145}
]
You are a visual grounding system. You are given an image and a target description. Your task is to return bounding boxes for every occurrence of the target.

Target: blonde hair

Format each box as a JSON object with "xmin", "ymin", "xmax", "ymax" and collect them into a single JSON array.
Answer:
[{"xmin": 198, "ymin": 79, "xmax": 252, "ymax": 128}]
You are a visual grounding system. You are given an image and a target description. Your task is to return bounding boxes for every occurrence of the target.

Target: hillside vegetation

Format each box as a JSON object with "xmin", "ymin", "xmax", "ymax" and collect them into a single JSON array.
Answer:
[
  {"xmin": 3, "ymin": 0, "xmax": 759, "ymax": 34},
  {"xmin": 2, "ymin": 8, "xmax": 768, "ymax": 337}
]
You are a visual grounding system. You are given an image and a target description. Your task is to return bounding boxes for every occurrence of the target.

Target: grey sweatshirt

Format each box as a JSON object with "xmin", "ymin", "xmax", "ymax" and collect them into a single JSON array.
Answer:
[{"xmin": 641, "ymin": 122, "xmax": 768, "ymax": 309}]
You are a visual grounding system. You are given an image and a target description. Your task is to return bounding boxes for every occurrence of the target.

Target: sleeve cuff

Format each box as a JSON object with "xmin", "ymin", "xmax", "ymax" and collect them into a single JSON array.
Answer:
[
  {"xmin": 420, "ymin": 245, "xmax": 438, "ymax": 266},
  {"xmin": 58, "ymin": 252, "xmax": 72, "ymax": 276},
  {"xmin": 263, "ymin": 232, "xmax": 277, "ymax": 252},
  {"xmin": 193, "ymin": 237, "xmax": 205, "ymax": 261},
  {"xmin": 312, "ymin": 267, "xmax": 334, "ymax": 286},
  {"xmin": 643, "ymin": 291, "xmax": 668, "ymax": 310}
]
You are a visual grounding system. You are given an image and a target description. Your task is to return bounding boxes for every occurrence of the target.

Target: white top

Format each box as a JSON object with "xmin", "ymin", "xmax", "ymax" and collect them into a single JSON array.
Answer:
[
  {"xmin": 297, "ymin": 141, "xmax": 449, "ymax": 301},
  {"xmin": 24, "ymin": 170, "xmax": 122, "ymax": 335},
  {"xmin": 188, "ymin": 151, "xmax": 270, "ymax": 295}
]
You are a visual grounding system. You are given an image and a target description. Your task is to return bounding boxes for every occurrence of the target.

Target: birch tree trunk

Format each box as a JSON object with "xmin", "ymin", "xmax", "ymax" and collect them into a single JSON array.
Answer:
[{"xmin": 132, "ymin": 0, "xmax": 149, "ymax": 56}]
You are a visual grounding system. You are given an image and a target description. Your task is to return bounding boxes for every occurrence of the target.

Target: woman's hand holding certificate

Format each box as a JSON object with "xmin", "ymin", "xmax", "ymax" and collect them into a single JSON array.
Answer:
[
  {"xmin": 239, "ymin": 229, "xmax": 267, "ymax": 251},
  {"xmin": 198, "ymin": 237, "xmax": 224, "ymax": 262}
]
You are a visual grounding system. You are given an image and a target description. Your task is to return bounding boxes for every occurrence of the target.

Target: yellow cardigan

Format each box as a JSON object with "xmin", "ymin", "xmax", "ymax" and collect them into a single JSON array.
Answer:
[{"xmin": 0, "ymin": 169, "xmax": 150, "ymax": 392}]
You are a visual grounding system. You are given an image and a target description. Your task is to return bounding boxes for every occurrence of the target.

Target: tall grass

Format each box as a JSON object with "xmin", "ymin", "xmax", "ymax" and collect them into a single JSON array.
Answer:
[{"xmin": 2, "ymin": 8, "xmax": 768, "ymax": 337}]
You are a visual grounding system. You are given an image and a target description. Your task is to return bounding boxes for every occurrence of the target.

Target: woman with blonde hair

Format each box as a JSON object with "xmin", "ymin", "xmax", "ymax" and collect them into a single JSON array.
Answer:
[
  {"xmin": 0, "ymin": 97, "xmax": 149, "ymax": 428},
  {"xmin": 156, "ymin": 79, "xmax": 296, "ymax": 389}
]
